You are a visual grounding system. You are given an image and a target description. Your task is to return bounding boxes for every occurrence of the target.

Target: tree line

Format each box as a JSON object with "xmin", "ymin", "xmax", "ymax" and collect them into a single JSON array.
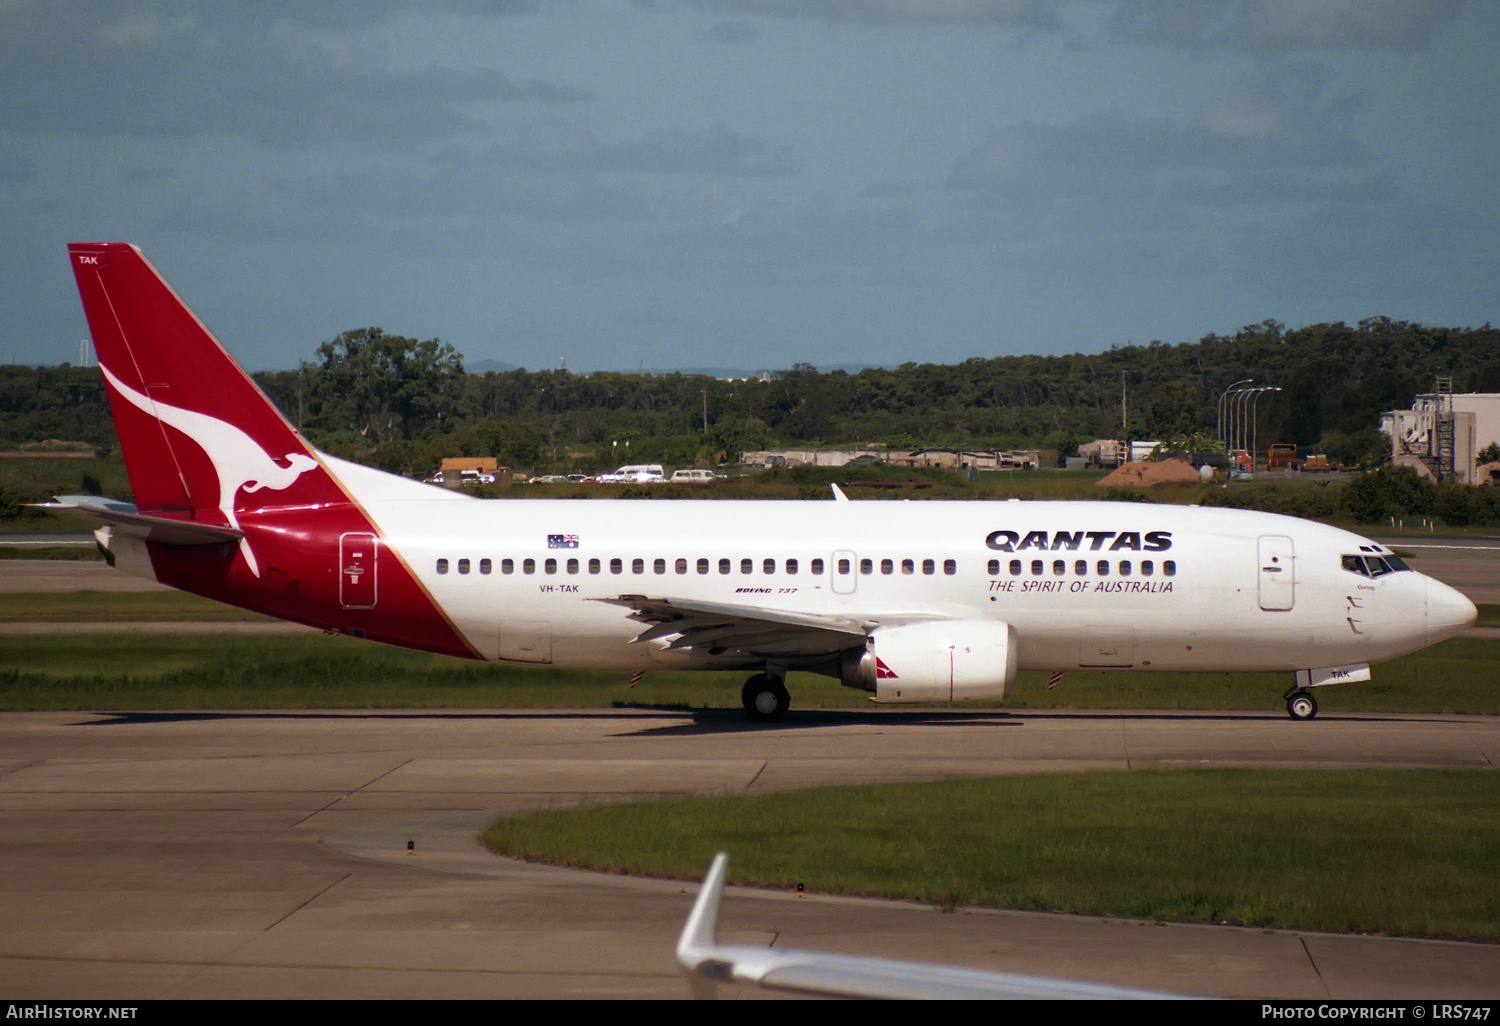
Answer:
[{"xmin": 4, "ymin": 318, "xmax": 1499, "ymax": 477}]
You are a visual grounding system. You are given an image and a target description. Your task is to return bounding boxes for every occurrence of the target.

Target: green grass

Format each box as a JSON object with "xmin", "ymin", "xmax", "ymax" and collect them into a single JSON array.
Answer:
[
  {"xmin": 0, "ymin": 632, "xmax": 1494, "ymax": 713},
  {"xmin": 482, "ymin": 769, "xmax": 1500, "ymax": 941},
  {"xmin": 0, "ymin": 590, "xmax": 271, "ymax": 622},
  {"xmin": 0, "ymin": 545, "xmax": 103, "ymax": 560}
]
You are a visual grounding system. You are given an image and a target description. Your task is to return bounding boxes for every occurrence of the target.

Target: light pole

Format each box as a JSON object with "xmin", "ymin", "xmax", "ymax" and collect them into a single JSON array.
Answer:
[
  {"xmin": 1217, "ymin": 379, "xmax": 1252, "ymax": 448},
  {"xmin": 1248, "ymin": 387, "xmax": 1280, "ymax": 474}
]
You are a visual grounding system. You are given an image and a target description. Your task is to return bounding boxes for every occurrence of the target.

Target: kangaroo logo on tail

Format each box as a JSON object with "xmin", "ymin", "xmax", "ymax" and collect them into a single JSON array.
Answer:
[{"xmin": 101, "ymin": 364, "xmax": 319, "ymax": 577}]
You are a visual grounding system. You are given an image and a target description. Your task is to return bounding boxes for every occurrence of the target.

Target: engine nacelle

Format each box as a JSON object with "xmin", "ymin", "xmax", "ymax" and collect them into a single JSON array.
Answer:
[{"xmin": 840, "ymin": 620, "xmax": 1017, "ymax": 704}]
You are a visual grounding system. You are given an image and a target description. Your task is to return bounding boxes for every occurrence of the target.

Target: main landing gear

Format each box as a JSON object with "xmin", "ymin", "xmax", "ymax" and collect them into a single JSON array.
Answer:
[
  {"xmin": 1284, "ymin": 687, "xmax": 1318, "ymax": 721},
  {"xmin": 742, "ymin": 672, "xmax": 790, "ymax": 723}
]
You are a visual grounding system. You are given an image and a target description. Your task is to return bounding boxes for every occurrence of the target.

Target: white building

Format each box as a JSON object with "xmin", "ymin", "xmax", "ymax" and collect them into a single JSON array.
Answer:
[{"xmin": 1381, "ymin": 393, "xmax": 1500, "ymax": 484}]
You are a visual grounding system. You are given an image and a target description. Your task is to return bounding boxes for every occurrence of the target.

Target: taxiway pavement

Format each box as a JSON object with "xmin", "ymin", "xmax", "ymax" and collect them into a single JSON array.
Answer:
[{"xmin": 0, "ymin": 708, "xmax": 1496, "ymax": 1000}]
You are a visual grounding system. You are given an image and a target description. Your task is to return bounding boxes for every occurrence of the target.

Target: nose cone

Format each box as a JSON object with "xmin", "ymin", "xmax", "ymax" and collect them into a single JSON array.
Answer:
[{"xmin": 1426, "ymin": 576, "xmax": 1478, "ymax": 645}]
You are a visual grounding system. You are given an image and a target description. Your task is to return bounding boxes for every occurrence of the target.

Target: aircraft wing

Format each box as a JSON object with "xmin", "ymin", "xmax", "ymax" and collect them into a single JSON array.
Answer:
[
  {"xmin": 595, "ymin": 594, "xmax": 872, "ymax": 660},
  {"xmin": 36, "ymin": 495, "xmax": 243, "ymax": 546},
  {"xmin": 677, "ymin": 852, "xmax": 1187, "ymax": 1000}
]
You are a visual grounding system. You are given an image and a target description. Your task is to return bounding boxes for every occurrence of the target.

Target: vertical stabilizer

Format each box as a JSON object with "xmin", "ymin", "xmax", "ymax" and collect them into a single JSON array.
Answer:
[
  {"xmin": 69, "ymin": 243, "xmax": 334, "ymax": 576},
  {"xmin": 70, "ymin": 244, "xmax": 317, "ymax": 518}
]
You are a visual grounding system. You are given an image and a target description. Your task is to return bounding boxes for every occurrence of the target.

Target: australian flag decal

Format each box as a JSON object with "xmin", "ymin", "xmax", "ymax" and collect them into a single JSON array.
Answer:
[{"xmin": 548, "ymin": 534, "xmax": 580, "ymax": 549}]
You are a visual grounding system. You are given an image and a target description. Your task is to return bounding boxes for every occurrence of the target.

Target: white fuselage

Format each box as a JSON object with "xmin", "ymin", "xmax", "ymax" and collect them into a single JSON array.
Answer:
[{"xmin": 327, "ymin": 459, "xmax": 1471, "ymax": 676}]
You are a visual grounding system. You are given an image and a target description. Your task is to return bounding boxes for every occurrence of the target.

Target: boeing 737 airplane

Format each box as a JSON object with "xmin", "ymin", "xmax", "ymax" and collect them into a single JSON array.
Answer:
[{"xmin": 54, "ymin": 243, "xmax": 1476, "ymax": 722}]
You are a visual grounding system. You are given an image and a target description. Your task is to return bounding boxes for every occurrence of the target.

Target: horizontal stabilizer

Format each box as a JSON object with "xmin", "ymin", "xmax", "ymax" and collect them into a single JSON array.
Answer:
[{"xmin": 37, "ymin": 495, "xmax": 243, "ymax": 546}]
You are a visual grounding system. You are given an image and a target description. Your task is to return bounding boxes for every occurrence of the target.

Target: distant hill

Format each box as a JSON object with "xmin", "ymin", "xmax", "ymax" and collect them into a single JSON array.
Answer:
[{"xmin": 467, "ymin": 358, "xmax": 522, "ymax": 373}]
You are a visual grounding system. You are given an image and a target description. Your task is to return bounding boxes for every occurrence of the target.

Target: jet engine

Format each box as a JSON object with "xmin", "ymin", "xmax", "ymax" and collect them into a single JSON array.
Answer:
[{"xmin": 840, "ymin": 620, "xmax": 1017, "ymax": 703}]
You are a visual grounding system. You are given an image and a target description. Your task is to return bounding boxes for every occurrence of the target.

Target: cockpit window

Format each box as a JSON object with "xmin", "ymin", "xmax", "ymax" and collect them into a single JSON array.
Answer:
[{"xmin": 1342, "ymin": 553, "xmax": 1410, "ymax": 577}]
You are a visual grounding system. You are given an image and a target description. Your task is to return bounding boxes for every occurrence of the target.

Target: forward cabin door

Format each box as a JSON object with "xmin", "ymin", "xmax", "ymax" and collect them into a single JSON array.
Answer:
[
  {"xmin": 339, "ymin": 533, "xmax": 378, "ymax": 609},
  {"xmin": 1257, "ymin": 535, "xmax": 1295, "ymax": 611}
]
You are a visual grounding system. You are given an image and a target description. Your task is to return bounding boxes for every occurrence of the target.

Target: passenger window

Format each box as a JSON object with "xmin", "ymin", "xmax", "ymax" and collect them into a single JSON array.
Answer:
[
  {"xmin": 588, "ymin": 558, "xmax": 600, "ymax": 574},
  {"xmin": 1010, "ymin": 559, "xmax": 1022, "ymax": 576},
  {"xmin": 719, "ymin": 558, "xmax": 731, "ymax": 574},
  {"xmin": 610, "ymin": 558, "xmax": 622, "ymax": 574},
  {"xmin": 1030, "ymin": 559, "xmax": 1043, "ymax": 575},
  {"xmin": 811, "ymin": 558, "xmax": 824, "ymax": 575},
  {"xmin": 545, "ymin": 558, "xmax": 557, "ymax": 575},
  {"xmin": 902, "ymin": 559, "xmax": 915, "ymax": 575},
  {"xmin": 1141, "ymin": 560, "xmax": 1153, "ymax": 576},
  {"xmin": 697, "ymin": 558, "xmax": 709, "ymax": 574},
  {"xmin": 742, "ymin": 558, "xmax": 754, "ymax": 574},
  {"xmin": 763, "ymin": 558, "xmax": 775, "ymax": 574},
  {"xmin": 565, "ymin": 558, "xmax": 577, "ymax": 574},
  {"xmin": 1164, "ymin": 560, "xmax": 1177, "ymax": 576},
  {"xmin": 458, "ymin": 558, "xmax": 470, "ymax": 575},
  {"xmin": 1075, "ymin": 559, "xmax": 1087, "ymax": 576},
  {"xmin": 943, "ymin": 559, "xmax": 956, "ymax": 575},
  {"xmin": 523, "ymin": 558, "xmax": 535, "ymax": 574},
  {"xmin": 502, "ymin": 558, "xmax": 514, "ymax": 575},
  {"xmin": 1119, "ymin": 560, "xmax": 1131, "ymax": 576},
  {"xmin": 1053, "ymin": 560, "xmax": 1066, "ymax": 576},
  {"xmin": 838, "ymin": 558, "xmax": 851, "ymax": 575},
  {"xmin": 480, "ymin": 558, "xmax": 492, "ymax": 575},
  {"xmin": 987, "ymin": 559, "xmax": 999, "ymax": 576},
  {"xmin": 923, "ymin": 559, "xmax": 935, "ymax": 575},
  {"xmin": 786, "ymin": 559, "xmax": 798, "ymax": 575},
  {"xmin": 676, "ymin": 558, "xmax": 688, "ymax": 574},
  {"xmin": 436, "ymin": 558, "xmax": 449, "ymax": 575},
  {"xmin": 1097, "ymin": 560, "xmax": 1109, "ymax": 576},
  {"xmin": 632, "ymin": 558, "xmax": 644, "ymax": 574},
  {"xmin": 653, "ymin": 558, "xmax": 666, "ymax": 574},
  {"xmin": 884, "ymin": 559, "xmax": 896, "ymax": 575},
  {"xmin": 860, "ymin": 558, "xmax": 873, "ymax": 575}
]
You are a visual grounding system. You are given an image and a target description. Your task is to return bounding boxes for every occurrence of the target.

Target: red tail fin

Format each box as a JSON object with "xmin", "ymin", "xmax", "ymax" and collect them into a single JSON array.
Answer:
[{"xmin": 69, "ymin": 243, "xmax": 327, "ymax": 518}]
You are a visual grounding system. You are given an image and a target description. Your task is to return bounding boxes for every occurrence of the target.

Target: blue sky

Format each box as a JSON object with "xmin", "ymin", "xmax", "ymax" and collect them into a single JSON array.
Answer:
[{"xmin": 3, "ymin": 1, "xmax": 1496, "ymax": 372}]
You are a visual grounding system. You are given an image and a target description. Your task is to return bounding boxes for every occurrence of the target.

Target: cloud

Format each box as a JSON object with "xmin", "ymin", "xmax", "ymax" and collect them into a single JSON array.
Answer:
[
  {"xmin": 946, "ymin": 62, "xmax": 1370, "ymax": 206},
  {"xmin": 454, "ymin": 117, "xmax": 796, "ymax": 177},
  {"xmin": 703, "ymin": 19, "xmax": 759, "ymax": 44},
  {"xmin": 0, "ymin": 2, "xmax": 587, "ymax": 148},
  {"xmin": 0, "ymin": 144, "xmax": 33, "ymax": 182},
  {"xmin": 682, "ymin": 0, "xmax": 1060, "ymax": 27},
  {"xmin": 1112, "ymin": 0, "xmax": 1466, "ymax": 51}
]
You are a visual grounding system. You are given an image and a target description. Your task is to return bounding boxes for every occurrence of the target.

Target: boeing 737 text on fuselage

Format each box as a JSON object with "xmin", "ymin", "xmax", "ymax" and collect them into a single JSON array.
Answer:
[{"xmin": 53, "ymin": 244, "xmax": 1477, "ymax": 722}]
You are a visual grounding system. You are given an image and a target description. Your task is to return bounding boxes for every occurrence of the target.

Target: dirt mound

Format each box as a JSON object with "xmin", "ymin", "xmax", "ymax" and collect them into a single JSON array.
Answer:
[{"xmin": 1097, "ymin": 459, "xmax": 1205, "ymax": 488}]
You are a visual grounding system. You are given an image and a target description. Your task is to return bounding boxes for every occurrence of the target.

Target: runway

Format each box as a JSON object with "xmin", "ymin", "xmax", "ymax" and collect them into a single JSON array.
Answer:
[{"xmin": 0, "ymin": 707, "xmax": 1496, "ymax": 1000}]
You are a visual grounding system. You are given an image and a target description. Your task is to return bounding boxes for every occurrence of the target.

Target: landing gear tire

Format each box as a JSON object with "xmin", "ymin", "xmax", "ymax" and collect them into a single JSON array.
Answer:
[
  {"xmin": 742, "ymin": 674, "xmax": 790, "ymax": 723},
  {"xmin": 1286, "ymin": 691, "xmax": 1318, "ymax": 721}
]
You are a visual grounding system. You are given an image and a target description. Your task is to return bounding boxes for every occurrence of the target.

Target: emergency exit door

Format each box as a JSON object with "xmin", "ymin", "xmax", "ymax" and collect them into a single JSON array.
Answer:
[{"xmin": 340, "ymin": 532, "xmax": 378, "ymax": 609}]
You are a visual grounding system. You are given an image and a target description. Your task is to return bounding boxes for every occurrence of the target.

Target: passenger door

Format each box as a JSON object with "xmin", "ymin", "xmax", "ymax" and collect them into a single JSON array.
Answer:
[{"xmin": 1258, "ymin": 535, "xmax": 1295, "ymax": 611}]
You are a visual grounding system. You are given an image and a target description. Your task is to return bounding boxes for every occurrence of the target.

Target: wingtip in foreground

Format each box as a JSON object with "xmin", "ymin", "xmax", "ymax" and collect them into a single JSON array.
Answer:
[{"xmin": 676, "ymin": 852, "xmax": 1190, "ymax": 1000}]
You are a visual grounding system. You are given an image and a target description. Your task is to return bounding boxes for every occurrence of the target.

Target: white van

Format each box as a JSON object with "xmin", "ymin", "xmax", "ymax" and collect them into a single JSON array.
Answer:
[
  {"xmin": 598, "ymin": 464, "xmax": 666, "ymax": 484},
  {"xmin": 670, "ymin": 469, "xmax": 717, "ymax": 483}
]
